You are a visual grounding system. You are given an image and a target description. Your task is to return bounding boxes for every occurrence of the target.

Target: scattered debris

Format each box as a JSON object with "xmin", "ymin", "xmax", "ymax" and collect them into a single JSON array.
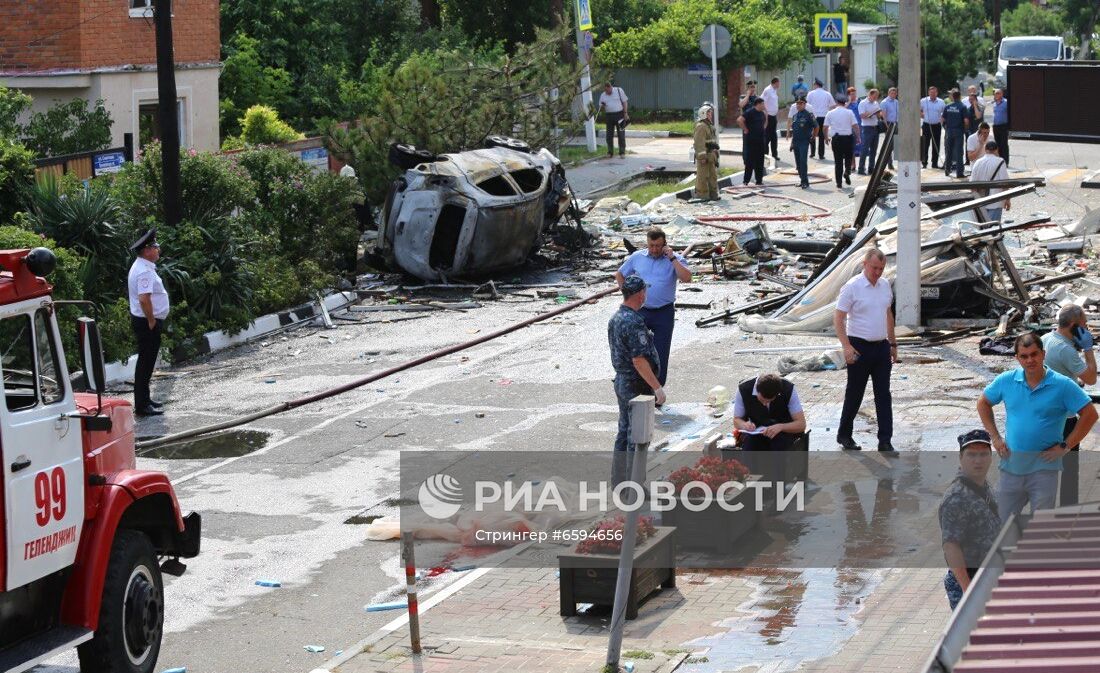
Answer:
[
  {"xmin": 254, "ymin": 579, "xmax": 281, "ymax": 588},
  {"xmin": 303, "ymin": 645, "xmax": 326, "ymax": 653}
]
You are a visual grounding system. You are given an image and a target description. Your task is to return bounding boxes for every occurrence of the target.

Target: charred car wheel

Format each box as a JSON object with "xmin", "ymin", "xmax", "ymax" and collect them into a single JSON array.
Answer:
[
  {"xmin": 389, "ymin": 143, "xmax": 438, "ymax": 170},
  {"xmin": 484, "ymin": 135, "xmax": 531, "ymax": 153},
  {"xmin": 77, "ymin": 531, "xmax": 163, "ymax": 673}
]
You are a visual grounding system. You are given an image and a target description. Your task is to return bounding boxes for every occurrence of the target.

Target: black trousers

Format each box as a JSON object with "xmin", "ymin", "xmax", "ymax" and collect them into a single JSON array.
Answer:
[
  {"xmin": 831, "ymin": 135, "xmax": 854, "ymax": 186},
  {"xmin": 885, "ymin": 122, "xmax": 896, "ymax": 168},
  {"xmin": 992, "ymin": 123, "xmax": 1009, "ymax": 166},
  {"xmin": 766, "ymin": 114, "xmax": 779, "ymax": 158},
  {"xmin": 838, "ymin": 337, "xmax": 893, "ymax": 444},
  {"xmin": 743, "ymin": 140, "xmax": 766, "ymax": 185},
  {"xmin": 921, "ymin": 122, "xmax": 942, "ymax": 167},
  {"xmin": 814, "ymin": 117, "xmax": 826, "ymax": 158},
  {"xmin": 1062, "ymin": 416, "xmax": 1080, "ymax": 506},
  {"xmin": 604, "ymin": 112, "xmax": 626, "ymax": 155},
  {"xmin": 131, "ymin": 316, "xmax": 163, "ymax": 410}
]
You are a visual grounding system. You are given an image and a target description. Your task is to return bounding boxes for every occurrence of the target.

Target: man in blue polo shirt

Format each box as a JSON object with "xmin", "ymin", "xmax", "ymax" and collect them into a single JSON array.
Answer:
[
  {"xmin": 977, "ymin": 333, "xmax": 1098, "ymax": 521},
  {"xmin": 615, "ymin": 226, "xmax": 692, "ymax": 387}
]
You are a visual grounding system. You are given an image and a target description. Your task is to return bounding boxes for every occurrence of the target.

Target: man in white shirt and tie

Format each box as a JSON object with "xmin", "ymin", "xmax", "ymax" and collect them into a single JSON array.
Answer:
[
  {"xmin": 128, "ymin": 228, "xmax": 171, "ymax": 416},
  {"xmin": 762, "ymin": 77, "xmax": 781, "ymax": 162},
  {"xmin": 834, "ymin": 248, "xmax": 897, "ymax": 453}
]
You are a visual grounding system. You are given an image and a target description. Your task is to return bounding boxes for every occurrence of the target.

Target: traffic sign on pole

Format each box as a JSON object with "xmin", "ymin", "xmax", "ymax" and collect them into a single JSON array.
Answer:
[
  {"xmin": 698, "ymin": 24, "xmax": 730, "ymax": 59},
  {"xmin": 699, "ymin": 24, "xmax": 729, "ymax": 133},
  {"xmin": 576, "ymin": 0, "xmax": 594, "ymax": 31},
  {"xmin": 814, "ymin": 13, "xmax": 848, "ymax": 48}
]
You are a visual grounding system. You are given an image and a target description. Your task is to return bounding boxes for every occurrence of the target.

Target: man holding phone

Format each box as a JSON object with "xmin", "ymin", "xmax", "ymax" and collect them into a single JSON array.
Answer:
[
  {"xmin": 1042, "ymin": 305, "xmax": 1098, "ymax": 506},
  {"xmin": 615, "ymin": 227, "xmax": 692, "ymax": 387}
]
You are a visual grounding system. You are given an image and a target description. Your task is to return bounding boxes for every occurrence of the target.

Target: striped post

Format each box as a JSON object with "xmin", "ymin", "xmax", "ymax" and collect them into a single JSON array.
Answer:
[{"xmin": 402, "ymin": 532, "xmax": 422, "ymax": 653}]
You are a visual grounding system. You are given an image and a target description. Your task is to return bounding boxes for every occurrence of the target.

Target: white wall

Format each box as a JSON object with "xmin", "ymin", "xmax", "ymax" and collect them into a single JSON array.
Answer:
[{"xmin": 3, "ymin": 65, "xmax": 220, "ymax": 153}]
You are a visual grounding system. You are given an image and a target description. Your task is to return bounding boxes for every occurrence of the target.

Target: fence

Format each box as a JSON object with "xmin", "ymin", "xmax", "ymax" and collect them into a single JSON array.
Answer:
[
  {"xmin": 611, "ymin": 67, "xmax": 715, "ymax": 111},
  {"xmin": 34, "ymin": 134, "xmax": 133, "ymax": 182}
]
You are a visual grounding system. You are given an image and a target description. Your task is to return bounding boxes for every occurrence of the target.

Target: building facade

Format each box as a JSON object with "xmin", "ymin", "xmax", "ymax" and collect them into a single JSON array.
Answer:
[{"xmin": 0, "ymin": 0, "xmax": 220, "ymax": 152}]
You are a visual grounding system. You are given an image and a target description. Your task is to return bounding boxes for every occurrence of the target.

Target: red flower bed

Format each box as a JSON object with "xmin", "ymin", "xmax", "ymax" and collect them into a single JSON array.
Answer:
[
  {"xmin": 575, "ymin": 515, "xmax": 657, "ymax": 555},
  {"xmin": 668, "ymin": 455, "xmax": 750, "ymax": 494}
]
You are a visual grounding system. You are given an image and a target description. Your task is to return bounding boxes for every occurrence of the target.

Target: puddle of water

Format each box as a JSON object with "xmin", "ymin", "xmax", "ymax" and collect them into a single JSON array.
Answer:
[
  {"xmin": 682, "ymin": 567, "xmax": 884, "ymax": 673},
  {"xmin": 138, "ymin": 429, "xmax": 270, "ymax": 459}
]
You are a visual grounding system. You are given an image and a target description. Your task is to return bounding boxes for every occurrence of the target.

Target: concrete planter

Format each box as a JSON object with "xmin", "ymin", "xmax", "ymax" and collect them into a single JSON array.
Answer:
[
  {"xmin": 660, "ymin": 476, "xmax": 762, "ymax": 555},
  {"xmin": 558, "ymin": 526, "xmax": 676, "ymax": 620}
]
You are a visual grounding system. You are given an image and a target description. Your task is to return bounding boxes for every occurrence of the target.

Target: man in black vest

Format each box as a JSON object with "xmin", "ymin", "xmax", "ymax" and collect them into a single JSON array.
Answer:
[{"xmin": 732, "ymin": 373, "xmax": 807, "ymax": 451}]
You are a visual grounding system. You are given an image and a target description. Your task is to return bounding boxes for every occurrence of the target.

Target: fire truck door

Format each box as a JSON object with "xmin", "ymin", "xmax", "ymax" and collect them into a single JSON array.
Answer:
[{"xmin": 1, "ymin": 308, "xmax": 83, "ymax": 590}]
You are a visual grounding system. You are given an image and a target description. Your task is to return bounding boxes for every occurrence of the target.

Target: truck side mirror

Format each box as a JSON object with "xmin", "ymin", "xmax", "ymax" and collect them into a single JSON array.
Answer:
[{"xmin": 77, "ymin": 317, "xmax": 107, "ymax": 395}]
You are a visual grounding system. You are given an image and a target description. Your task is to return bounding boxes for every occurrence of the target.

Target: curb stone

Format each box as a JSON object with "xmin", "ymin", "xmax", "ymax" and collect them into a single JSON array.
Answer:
[{"xmin": 103, "ymin": 290, "xmax": 357, "ymax": 385}]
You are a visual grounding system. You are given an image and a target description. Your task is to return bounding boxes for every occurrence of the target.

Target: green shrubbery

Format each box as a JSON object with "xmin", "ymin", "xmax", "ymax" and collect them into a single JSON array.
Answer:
[{"xmin": 0, "ymin": 141, "xmax": 362, "ymax": 365}]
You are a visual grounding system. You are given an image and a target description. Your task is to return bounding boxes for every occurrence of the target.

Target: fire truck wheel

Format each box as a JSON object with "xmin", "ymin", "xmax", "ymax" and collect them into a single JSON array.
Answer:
[{"xmin": 77, "ymin": 531, "xmax": 163, "ymax": 673}]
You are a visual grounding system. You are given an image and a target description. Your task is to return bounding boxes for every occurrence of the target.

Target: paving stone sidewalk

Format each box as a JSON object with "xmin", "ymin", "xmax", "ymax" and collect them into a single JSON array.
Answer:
[{"xmin": 325, "ymin": 340, "xmax": 1027, "ymax": 673}]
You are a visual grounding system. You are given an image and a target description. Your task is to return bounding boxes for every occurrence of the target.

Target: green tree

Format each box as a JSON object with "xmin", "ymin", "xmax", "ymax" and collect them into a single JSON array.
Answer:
[
  {"xmin": 235, "ymin": 105, "xmax": 304, "ymax": 147},
  {"xmin": 20, "ymin": 99, "xmax": 113, "ymax": 157},
  {"xmin": 588, "ymin": 0, "xmax": 668, "ymax": 38},
  {"xmin": 1002, "ymin": 3, "xmax": 1064, "ymax": 37},
  {"xmin": 0, "ymin": 140, "xmax": 34, "ymax": 225},
  {"xmin": 436, "ymin": 0, "xmax": 559, "ymax": 49},
  {"xmin": 879, "ymin": 0, "xmax": 991, "ymax": 91},
  {"xmin": 0, "ymin": 85, "xmax": 32, "ymax": 140},
  {"xmin": 219, "ymin": 34, "xmax": 294, "ymax": 139},
  {"xmin": 1059, "ymin": 0, "xmax": 1100, "ymax": 57},
  {"xmin": 837, "ymin": 0, "xmax": 888, "ymax": 24},
  {"xmin": 220, "ymin": 0, "xmax": 420, "ymax": 133},
  {"xmin": 596, "ymin": 0, "xmax": 806, "ymax": 70}
]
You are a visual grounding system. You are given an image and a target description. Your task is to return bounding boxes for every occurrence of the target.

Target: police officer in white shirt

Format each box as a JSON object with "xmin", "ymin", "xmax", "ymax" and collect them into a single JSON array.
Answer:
[
  {"xmin": 823, "ymin": 97, "xmax": 860, "ymax": 189},
  {"xmin": 128, "ymin": 228, "xmax": 170, "ymax": 416},
  {"xmin": 833, "ymin": 247, "xmax": 897, "ymax": 453},
  {"xmin": 806, "ymin": 79, "xmax": 834, "ymax": 159},
  {"xmin": 763, "ymin": 77, "xmax": 781, "ymax": 161},
  {"xmin": 920, "ymin": 86, "xmax": 946, "ymax": 169}
]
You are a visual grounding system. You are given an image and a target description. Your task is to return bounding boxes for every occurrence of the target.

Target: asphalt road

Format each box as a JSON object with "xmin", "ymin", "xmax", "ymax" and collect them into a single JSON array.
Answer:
[{"xmin": 33, "ymin": 134, "xmax": 1098, "ymax": 673}]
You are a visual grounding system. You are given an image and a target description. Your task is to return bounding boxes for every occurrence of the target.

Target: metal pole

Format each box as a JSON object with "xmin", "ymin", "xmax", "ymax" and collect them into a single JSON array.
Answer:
[
  {"xmin": 895, "ymin": 0, "xmax": 922, "ymax": 328},
  {"xmin": 402, "ymin": 532, "xmax": 422, "ymax": 654},
  {"xmin": 710, "ymin": 24, "xmax": 721, "ymax": 133},
  {"xmin": 605, "ymin": 395, "xmax": 655, "ymax": 669},
  {"xmin": 576, "ymin": 22, "xmax": 597, "ymax": 153},
  {"xmin": 154, "ymin": 0, "xmax": 181, "ymax": 228}
]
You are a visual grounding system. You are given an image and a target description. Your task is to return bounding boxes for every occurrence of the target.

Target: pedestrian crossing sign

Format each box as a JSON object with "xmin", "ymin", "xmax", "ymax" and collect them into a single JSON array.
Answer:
[{"xmin": 814, "ymin": 13, "xmax": 848, "ymax": 47}]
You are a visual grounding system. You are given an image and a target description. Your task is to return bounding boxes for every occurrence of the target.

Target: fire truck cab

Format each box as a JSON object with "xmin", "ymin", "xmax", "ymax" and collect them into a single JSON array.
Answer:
[{"xmin": 0, "ymin": 248, "xmax": 200, "ymax": 673}]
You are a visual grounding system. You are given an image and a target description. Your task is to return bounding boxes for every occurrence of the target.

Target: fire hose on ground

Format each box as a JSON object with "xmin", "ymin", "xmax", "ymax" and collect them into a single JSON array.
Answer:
[{"xmin": 135, "ymin": 286, "xmax": 620, "ymax": 451}]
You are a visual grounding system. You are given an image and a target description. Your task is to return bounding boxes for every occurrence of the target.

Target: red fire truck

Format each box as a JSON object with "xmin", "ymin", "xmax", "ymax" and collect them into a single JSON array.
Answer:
[{"xmin": 0, "ymin": 248, "xmax": 200, "ymax": 673}]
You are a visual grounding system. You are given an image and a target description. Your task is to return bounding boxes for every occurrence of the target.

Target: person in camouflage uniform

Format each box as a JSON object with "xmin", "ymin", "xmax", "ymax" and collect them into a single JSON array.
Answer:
[
  {"xmin": 939, "ymin": 429, "xmax": 1002, "ymax": 609},
  {"xmin": 608, "ymin": 275, "xmax": 664, "ymax": 484},
  {"xmin": 693, "ymin": 104, "xmax": 720, "ymax": 201}
]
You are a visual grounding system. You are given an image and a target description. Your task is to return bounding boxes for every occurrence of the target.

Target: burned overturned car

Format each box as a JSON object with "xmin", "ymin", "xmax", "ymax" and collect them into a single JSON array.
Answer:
[{"xmin": 378, "ymin": 137, "xmax": 585, "ymax": 281}]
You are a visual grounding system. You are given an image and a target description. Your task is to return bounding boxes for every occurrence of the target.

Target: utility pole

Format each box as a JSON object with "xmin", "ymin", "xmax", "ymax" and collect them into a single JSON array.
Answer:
[
  {"xmin": 575, "ymin": 26, "xmax": 597, "ymax": 152},
  {"xmin": 154, "ymin": 0, "xmax": 182, "ymax": 229},
  {"xmin": 993, "ymin": 0, "xmax": 1001, "ymax": 48},
  {"xmin": 895, "ymin": 0, "xmax": 921, "ymax": 328}
]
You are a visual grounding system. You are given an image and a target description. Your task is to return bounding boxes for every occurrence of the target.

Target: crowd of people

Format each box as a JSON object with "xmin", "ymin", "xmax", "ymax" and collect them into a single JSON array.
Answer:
[
  {"xmin": 607, "ymin": 240, "xmax": 1097, "ymax": 611},
  {"xmin": 718, "ymin": 75, "xmax": 1010, "ymax": 195}
]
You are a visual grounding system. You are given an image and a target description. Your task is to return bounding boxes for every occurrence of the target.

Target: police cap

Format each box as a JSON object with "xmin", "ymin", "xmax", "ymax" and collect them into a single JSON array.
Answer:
[
  {"xmin": 621, "ymin": 275, "xmax": 648, "ymax": 298},
  {"xmin": 130, "ymin": 228, "xmax": 158, "ymax": 252},
  {"xmin": 957, "ymin": 428, "xmax": 992, "ymax": 451}
]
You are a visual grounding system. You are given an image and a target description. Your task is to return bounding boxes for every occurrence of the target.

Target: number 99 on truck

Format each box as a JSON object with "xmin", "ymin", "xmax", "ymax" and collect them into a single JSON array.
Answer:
[{"xmin": 0, "ymin": 248, "xmax": 200, "ymax": 673}]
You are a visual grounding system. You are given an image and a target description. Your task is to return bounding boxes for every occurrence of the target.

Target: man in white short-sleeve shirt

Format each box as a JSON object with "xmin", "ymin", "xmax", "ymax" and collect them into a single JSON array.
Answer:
[
  {"xmin": 833, "ymin": 247, "xmax": 897, "ymax": 452},
  {"xmin": 128, "ymin": 228, "xmax": 170, "ymax": 416}
]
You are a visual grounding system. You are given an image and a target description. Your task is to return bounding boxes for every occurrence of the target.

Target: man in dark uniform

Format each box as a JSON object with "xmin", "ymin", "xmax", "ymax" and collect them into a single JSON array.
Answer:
[
  {"xmin": 939, "ymin": 429, "xmax": 1001, "ymax": 610},
  {"xmin": 738, "ymin": 97, "xmax": 768, "ymax": 186},
  {"xmin": 788, "ymin": 97, "xmax": 818, "ymax": 189},
  {"xmin": 127, "ymin": 228, "xmax": 170, "ymax": 416},
  {"xmin": 942, "ymin": 88, "xmax": 972, "ymax": 179},
  {"xmin": 607, "ymin": 275, "xmax": 664, "ymax": 485}
]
